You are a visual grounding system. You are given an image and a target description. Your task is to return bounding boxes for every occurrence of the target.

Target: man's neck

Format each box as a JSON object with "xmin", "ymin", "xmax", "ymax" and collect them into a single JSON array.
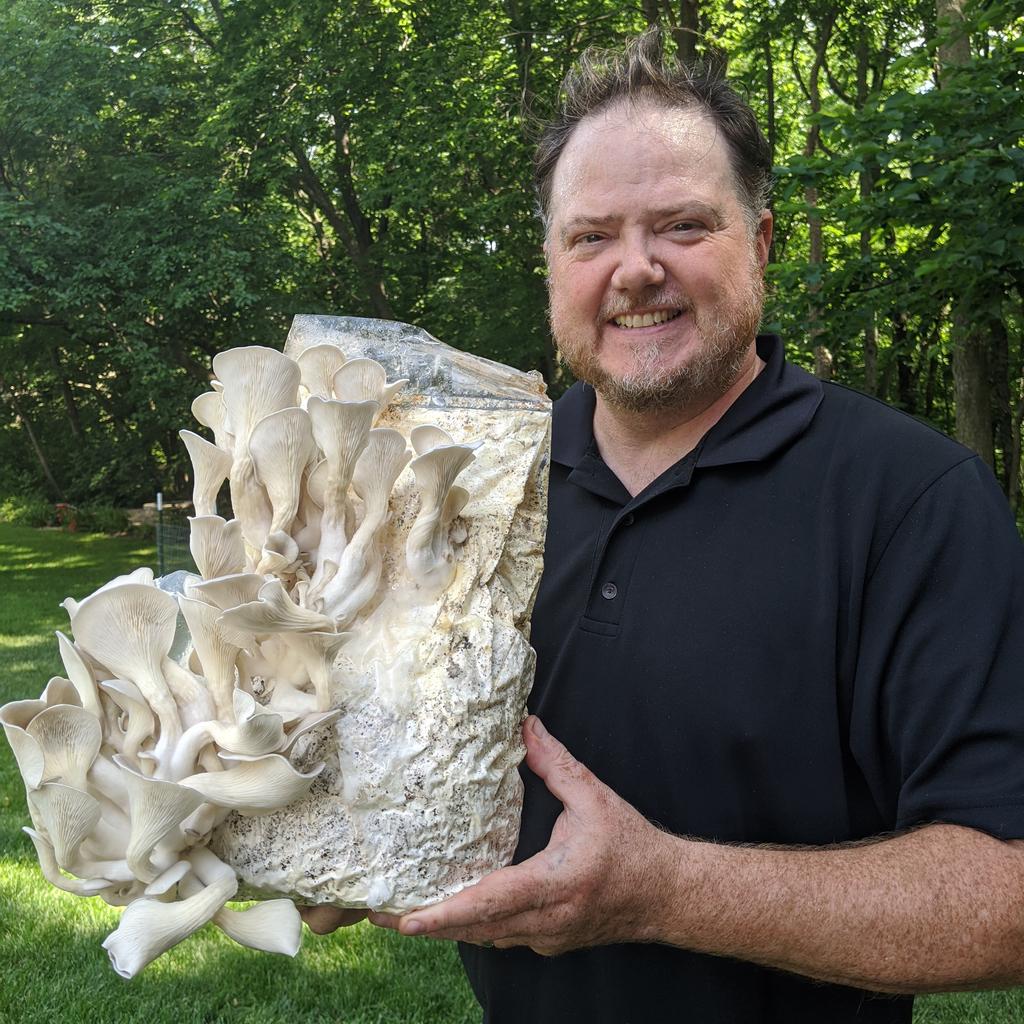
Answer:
[{"xmin": 592, "ymin": 346, "xmax": 764, "ymax": 497}]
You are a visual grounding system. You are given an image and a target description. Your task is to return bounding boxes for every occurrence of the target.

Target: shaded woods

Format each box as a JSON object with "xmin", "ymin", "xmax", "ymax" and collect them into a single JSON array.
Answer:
[{"xmin": 1, "ymin": 0, "xmax": 1021, "ymax": 510}]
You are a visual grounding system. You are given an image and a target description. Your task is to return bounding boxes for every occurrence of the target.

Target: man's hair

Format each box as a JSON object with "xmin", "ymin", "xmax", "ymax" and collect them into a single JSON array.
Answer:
[{"xmin": 533, "ymin": 29, "xmax": 773, "ymax": 232}]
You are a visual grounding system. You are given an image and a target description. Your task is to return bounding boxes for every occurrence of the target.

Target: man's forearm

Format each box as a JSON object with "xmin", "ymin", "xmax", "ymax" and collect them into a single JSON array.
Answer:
[{"xmin": 648, "ymin": 823, "xmax": 1024, "ymax": 992}]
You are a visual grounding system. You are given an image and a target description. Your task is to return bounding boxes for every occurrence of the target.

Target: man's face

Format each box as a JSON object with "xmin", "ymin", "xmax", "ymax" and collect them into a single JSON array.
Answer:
[{"xmin": 544, "ymin": 101, "xmax": 772, "ymax": 414}]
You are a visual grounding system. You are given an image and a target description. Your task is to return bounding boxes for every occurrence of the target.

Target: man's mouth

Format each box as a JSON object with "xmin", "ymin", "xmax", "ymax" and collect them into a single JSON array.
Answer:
[{"xmin": 609, "ymin": 308, "xmax": 684, "ymax": 329}]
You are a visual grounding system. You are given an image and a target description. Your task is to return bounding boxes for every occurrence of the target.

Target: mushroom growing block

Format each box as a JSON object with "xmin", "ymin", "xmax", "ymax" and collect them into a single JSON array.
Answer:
[{"xmin": 1, "ymin": 314, "xmax": 549, "ymax": 975}]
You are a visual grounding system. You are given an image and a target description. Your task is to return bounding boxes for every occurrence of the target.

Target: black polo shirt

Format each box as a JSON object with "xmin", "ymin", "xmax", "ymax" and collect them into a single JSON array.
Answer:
[{"xmin": 462, "ymin": 335, "xmax": 1024, "ymax": 1023}]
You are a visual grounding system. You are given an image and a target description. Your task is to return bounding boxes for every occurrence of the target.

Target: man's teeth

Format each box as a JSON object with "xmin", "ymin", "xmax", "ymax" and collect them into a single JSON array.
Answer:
[{"xmin": 612, "ymin": 309, "xmax": 681, "ymax": 328}]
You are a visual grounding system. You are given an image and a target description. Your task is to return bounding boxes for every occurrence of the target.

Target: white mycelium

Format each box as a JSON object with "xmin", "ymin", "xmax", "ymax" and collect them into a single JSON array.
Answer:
[{"xmin": 2, "ymin": 315, "xmax": 549, "ymax": 978}]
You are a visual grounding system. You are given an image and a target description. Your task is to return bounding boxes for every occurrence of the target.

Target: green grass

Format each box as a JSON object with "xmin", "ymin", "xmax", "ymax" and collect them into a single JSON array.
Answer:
[
  {"xmin": 1, "ymin": 523, "xmax": 1022, "ymax": 1022},
  {"xmin": 0, "ymin": 524, "xmax": 478, "ymax": 1024}
]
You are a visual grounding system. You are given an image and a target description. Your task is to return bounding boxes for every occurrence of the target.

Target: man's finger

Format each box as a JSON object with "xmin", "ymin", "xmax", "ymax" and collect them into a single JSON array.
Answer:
[
  {"xmin": 298, "ymin": 905, "xmax": 369, "ymax": 934},
  {"xmin": 397, "ymin": 861, "xmax": 538, "ymax": 935},
  {"xmin": 523, "ymin": 715, "xmax": 596, "ymax": 805}
]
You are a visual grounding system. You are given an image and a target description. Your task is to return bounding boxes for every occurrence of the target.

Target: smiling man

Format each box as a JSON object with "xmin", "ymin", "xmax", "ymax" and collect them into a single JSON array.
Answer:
[{"xmin": 308, "ymin": 31, "xmax": 1024, "ymax": 1024}]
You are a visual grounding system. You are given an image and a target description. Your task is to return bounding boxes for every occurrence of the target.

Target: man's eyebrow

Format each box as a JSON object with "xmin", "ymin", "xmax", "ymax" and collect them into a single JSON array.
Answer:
[
  {"xmin": 559, "ymin": 214, "xmax": 618, "ymax": 243},
  {"xmin": 558, "ymin": 202, "xmax": 725, "ymax": 243}
]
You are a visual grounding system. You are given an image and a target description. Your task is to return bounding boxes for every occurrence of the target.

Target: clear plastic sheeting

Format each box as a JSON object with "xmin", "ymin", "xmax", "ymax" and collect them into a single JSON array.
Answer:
[
  {"xmin": 285, "ymin": 314, "xmax": 549, "ymax": 411},
  {"xmin": 211, "ymin": 316, "xmax": 551, "ymax": 913}
]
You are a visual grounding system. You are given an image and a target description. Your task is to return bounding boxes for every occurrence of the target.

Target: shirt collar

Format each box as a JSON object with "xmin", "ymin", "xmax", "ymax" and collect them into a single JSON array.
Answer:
[{"xmin": 550, "ymin": 334, "xmax": 823, "ymax": 473}]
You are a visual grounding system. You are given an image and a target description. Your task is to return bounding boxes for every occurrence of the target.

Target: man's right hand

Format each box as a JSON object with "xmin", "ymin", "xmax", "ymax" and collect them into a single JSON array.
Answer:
[{"xmin": 298, "ymin": 906, "xmax": 369, "ymax": 934}]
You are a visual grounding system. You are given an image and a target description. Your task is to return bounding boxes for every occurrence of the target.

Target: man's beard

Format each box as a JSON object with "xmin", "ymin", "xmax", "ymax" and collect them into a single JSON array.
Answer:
[{"xmin": 551, "ymin": 270, "xmax": 765, "ymax": 415}]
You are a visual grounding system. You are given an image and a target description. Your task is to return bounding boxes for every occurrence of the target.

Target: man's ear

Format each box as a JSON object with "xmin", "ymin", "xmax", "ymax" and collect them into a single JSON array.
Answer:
[{"xmin": 756, "ymin": 210, "xmax": 773, "ymax": 271}]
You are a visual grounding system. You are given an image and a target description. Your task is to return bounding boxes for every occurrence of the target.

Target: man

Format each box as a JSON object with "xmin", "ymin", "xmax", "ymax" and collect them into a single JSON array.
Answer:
[{"xmin": 306, "ymin": 32, "xmax": 1024, "ymax": 1023}]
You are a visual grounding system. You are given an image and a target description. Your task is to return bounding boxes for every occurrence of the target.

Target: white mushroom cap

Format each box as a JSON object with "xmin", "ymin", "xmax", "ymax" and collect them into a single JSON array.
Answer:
[
  {"xmin": 210, "ymin": 896, "xmax": 303, "ymax": 956},
  {"xmin": 352, "ymin": 427, "xmax": 411, "ymax": 522},
  {"xmin": 190, "ymin": 391, "xmax": 232, "ymax": 453},
  {"xmin": 56, "ymin": 631, "xmax": 102, "ymax": 719},
  {"xmin": 180, "ymin": 429, "xmax": 232, "ymax": 518},
  {"xmin": 177, "ymin": 595, "xmax": 245, "ymax": 721},
  {"xmin": 188, "ymin": 516, "xmax": 245, "ymax": 581},
  {"xmin": 115, "ymin": 756, "xmax": 204, "ymax": 882},
  {"xmin": 101, "ymin": 856, "xmax": 238, "ymax": 978},
  {"xmin": 217, "ymin": 579, "xmax": 335, "ymax": 635},
  {"xmin": 1, "ymin": 699, "xmax": 47, "ymax": 790},
  {"xmin": 28, "ymin": 782, "xmax": 102, "ymax": 870},
  {"xmin": 212, "ymin": 346, "xmax": 301, "ymax": 449},
  {"xmin": 332, "ymin": 357, "xmax": 408, "ymax": 415},
  {"xmin": 249, "ymin": 407, "xmax": 315, "ymax": 538},
  {"xmin": 297, "ymin": 343, "xmax": 347, "ymax": 402},
  {"xmin": 179, "ymin": 753, "xmax": 323, "ymax": 815},
  {"xmin": 188, "ymin": 572, "xmax": 266, "ymax": 612},
  {"xmin": 26, "ymin": 704, "xmax": 102, "ymax": 793},
  {"xmin": 70, "ymin": 583, "xmax": 183, "ymax": 763}
]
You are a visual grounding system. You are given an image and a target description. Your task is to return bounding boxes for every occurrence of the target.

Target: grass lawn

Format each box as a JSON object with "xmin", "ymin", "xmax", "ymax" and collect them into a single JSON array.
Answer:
[{"xmin": 0, "ymin": 523, "xmax": 1021, "ymax": 1023}]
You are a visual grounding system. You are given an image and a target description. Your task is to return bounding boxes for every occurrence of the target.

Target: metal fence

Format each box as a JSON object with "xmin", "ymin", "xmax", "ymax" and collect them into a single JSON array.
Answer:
[{"xmin": 154, "ymin": 493, "xmax": 196, "ymax": 577}]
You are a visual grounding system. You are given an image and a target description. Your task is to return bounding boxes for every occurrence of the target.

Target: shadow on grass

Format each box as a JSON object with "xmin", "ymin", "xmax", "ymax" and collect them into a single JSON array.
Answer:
[{"xmin": 0, "ymin": 863, "xmax": 480, "ymax": 1024}]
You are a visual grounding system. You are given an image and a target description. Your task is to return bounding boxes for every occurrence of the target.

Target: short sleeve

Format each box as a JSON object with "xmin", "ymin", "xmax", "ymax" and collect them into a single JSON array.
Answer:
[{"xmin": 850, "ymin": 456, "xmax": 1024, "ymax": 839}]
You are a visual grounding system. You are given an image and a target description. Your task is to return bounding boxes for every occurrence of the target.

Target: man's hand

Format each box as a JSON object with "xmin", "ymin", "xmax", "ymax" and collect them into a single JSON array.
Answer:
[
  {"xmin": 298, "ymin": 906, "xmax": 369, "ymax": 934},
  {"xmin": 369, "ymin": 715, "xmax": 668, "ymax": 955}
]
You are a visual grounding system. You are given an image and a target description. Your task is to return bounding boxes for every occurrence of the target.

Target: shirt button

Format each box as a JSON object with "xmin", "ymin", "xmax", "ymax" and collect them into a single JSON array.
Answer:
[
  {"xmin": 601, "ymin": 582, "xmax": 618, "ymax": 600},
  {"xmin": 622, "ymin": 513, "xmax": 635, "ymax": 526}
]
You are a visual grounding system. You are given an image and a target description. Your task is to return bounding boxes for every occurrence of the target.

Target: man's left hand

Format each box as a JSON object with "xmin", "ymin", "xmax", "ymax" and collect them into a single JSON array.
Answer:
[{"xmin": 369, "ymin": 715, "xmax": 668, "ymax": 955}]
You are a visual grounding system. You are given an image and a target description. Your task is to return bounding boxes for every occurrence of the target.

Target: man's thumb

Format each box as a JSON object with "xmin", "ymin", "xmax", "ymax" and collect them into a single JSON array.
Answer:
[{"xmin": 523, "ymin": 715, "xmax": 593, "ymax": 804}]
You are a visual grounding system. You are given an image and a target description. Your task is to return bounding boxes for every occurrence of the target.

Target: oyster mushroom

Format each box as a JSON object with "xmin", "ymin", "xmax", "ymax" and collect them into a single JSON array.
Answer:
[
  {"xmin": 297, "ymin": 343, "xmax": 348, "ymax": 402},
  {"xmin": 191, "ymin": 391, "xmax": 232, "ymax": 453},
  {"xmin": 306, "ymin": 397, "xmax": 378, "ymax": 598},
  {"xmin": 217, "ymin": 578, "xmax": 335, "ymax": 635},
  {"xmin": 188, "ymin": 516, "xmax": 245, "ymax": 581},
  {"xmin": 180, "ymin": 430, "xmax": 232, "ymax": 519},
  {"xmin": 214, "ymin": 347, "xmax": 301, "ymax": 556},
  {"xmin": 188, "ymin": 572, "xmax": 266, "ymax": 612},
  {"xmin": 70, "ymin": 583, "xmax": 183, "ymax": 771},
  {"xmin": 248, "ymin": 407, "xmax": 315, "ymax": 543},
  {"xmin": 177, "ymin": 596, "xmax": 246, "ymax": 721},
  {"xmin": 28, "ymin": 783, "xmax": 101, "ymax": 870},
  {"xmin": 332, "ymin": 357, "xmax": 408, "ymax": 416},
  {"xmin": 56, "ymin": 631, "xmax": 102, "ymax": 719},
  {"xmin": 98, "ymin": 679, "xmax": 155, "ymax": 764},
  {"xmin": 277, "ymin": 630, "xmax": 351, "ymax": 712},
  {"xmin": 405, "ymin": 430, "xmax": 480, "ymax": 590},
  {"xmin": 102, "ymin": 848, "xmax": 239, "ymax": 979},
  {"xmin": 26, "ymin": 704, "xmax": 102, "ymax": 793},
  {"xmin": 179, "ymin": 752, "xmax": 322, "ymax": 814},
  {"xmin": 321, "ymin": 427, "xmax": 411, "ymax": 624},
  {"xmin": 23, "ymin": 827, "xmax": 111, "ymax": 896},
  {"xmin": 115, "ymin": 756, "xmax": 204, "ymax": 881}
]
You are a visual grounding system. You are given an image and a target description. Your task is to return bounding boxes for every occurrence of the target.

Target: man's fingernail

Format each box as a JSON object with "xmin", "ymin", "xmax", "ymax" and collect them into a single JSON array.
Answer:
[
  {"xmin": 404, "ymin": 919, "xmax": 425, "ymax": 935},
  {"xmin": 530, "ymin": 716, "xmax": 548, "ymax": 739}
]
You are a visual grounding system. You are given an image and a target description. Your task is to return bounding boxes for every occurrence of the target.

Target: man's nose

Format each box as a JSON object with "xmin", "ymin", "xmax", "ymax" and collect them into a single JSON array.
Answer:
[{"xmin": 610, "ymin": 237, "xmax": 665, "ymax": 292}]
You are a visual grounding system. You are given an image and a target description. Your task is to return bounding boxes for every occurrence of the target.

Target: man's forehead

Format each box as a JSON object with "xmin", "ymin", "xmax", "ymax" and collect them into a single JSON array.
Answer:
[{"xmin": 548, "ymin": 101, "xmax": 733, "ymax": 219}]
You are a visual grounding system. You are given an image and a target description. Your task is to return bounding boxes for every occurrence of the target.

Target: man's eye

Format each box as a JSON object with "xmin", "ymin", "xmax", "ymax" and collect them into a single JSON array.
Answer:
[
  {"xmin": 578, "ymin": 233, "xmax": 604, "ymax": 244},
  {"xmin": 671, "ymin": 221, "xmax": 702, "ymax": 233}
]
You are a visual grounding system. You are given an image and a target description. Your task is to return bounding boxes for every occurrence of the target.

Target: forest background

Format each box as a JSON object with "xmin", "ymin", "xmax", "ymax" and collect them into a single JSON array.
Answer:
[{"xmin": 0, "ymin": 0, "xmax": 1022, "ymax": 515}]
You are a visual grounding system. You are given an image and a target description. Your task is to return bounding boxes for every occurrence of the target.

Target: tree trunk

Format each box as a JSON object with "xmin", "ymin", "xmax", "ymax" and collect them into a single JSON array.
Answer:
[
  {"xmin": 990, "ymin": 314, "xmax": 1011, "ymax": 490},
  {"xmin": 797, "ymin": 14, "xmax": 836, "ymax": 379},
  {"xmin": 1, "ymin": 377, "xmax": 64, "ymax": 499},
  {"xmin": 673, "ymin": 0, "xmax": 700, "ymax": 64},
  {"xmin": 291, "ymin": 140, "xmax": 394, "ymax": 320},
  {"xmin": 936, "ymin": 0, "xmax": 994, "ymax": 465},
  {"xmin": 50, "ymin": 347, "xmax": 83, "ymax": 439},
  {"xmin": 951, "ymin": 305, "xmax": 994, "ymax": 466},
  {"xmin": 855, "ymin": 33, "xmax": 878, "ymax": 395}
]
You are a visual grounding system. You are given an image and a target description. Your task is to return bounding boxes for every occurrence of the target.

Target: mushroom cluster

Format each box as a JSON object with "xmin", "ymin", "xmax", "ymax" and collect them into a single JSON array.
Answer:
[{"xmin": 1, "ymin": 342, "xmax": 481, "ymax": 977}]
